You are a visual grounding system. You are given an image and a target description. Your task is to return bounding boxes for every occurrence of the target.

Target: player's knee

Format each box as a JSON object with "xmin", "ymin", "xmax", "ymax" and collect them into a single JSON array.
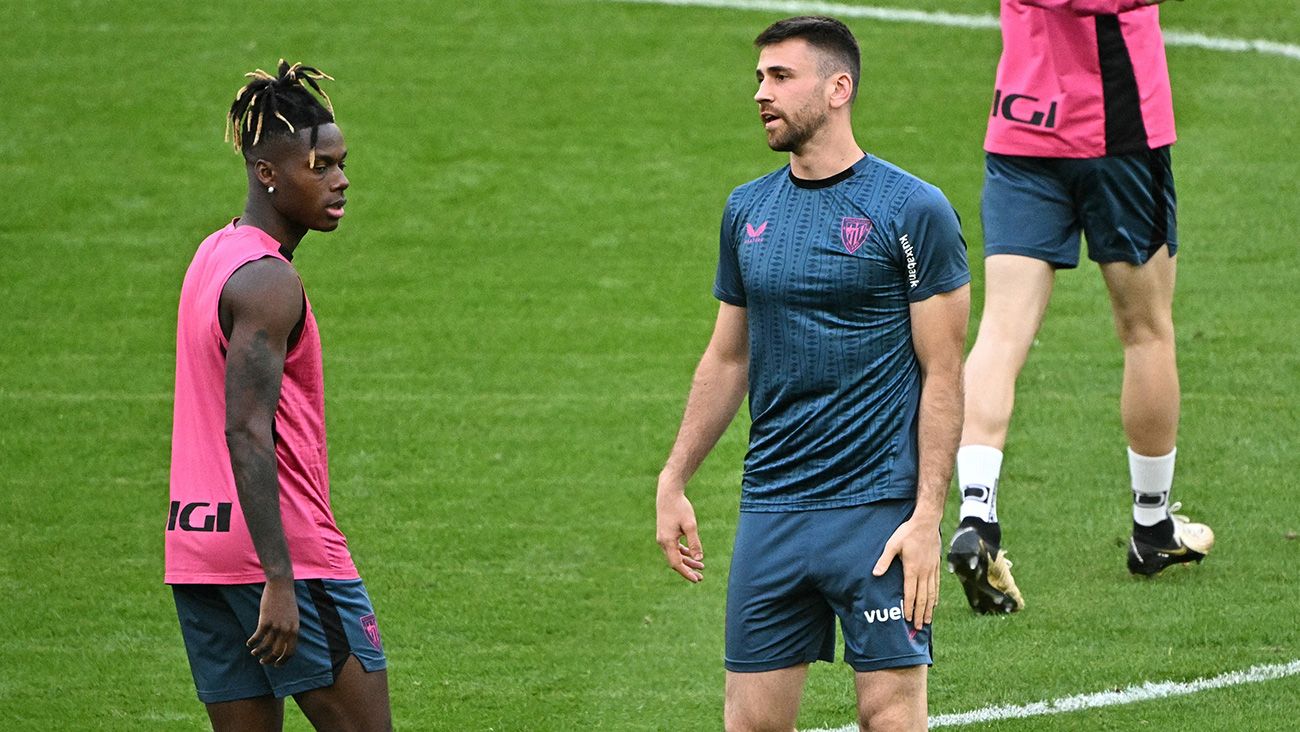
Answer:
[
  {"xmin": 966, "ymin": 331, "xmax": 1035, "ymax": 383},
  {"xmin": 856, "ymin": 701, "xmax": 923, "ymax": 732},
  {"xmin": 1113, "ymin": 316, "xmax": 1174, "ymax": 348},
  {"xmin": 1110, "ymin": 290, "xmax": 1175, "ymax": 348},
  {"xmin": 973, "ymin": 319, "xmax": 1035, "ymax": 355},
  {"xmin": 856, "ymin": 668, "xmax": 926, "ymax": 732}
]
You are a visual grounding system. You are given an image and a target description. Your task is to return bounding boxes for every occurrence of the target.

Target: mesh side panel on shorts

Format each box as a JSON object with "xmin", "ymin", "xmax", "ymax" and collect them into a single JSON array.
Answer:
[
  {"xmin": 1146, "ymin": 148, "xmax": 1170, "ymax": 255},
  {"xmin": 306, "ymin": 579, "xmax": 352, "ymax": 678}
]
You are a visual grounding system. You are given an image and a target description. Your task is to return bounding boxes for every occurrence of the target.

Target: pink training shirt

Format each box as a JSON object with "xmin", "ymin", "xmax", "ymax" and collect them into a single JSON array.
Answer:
[
  {"xmin": 985, "ymin": 0, "xmax": 1176, "ymax": 158},
  {"xmin": 166, "ymin": 221, "xmax": 357, "ymax": 584}
]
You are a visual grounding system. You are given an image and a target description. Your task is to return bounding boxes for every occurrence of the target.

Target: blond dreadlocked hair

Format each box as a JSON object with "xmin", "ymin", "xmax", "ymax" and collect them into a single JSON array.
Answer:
[{"xmin": 225, "ymin": 60, "xmax": 336, "ymax": 167}]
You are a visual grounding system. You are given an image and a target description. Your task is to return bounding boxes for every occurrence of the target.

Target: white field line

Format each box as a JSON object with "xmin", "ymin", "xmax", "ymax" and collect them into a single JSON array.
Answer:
[
  {"xmin": 607, "ymin": 0, "xmax": 1300, "ymax": 60},
  {"xmin": 806, "ymin": 659, "xmax": 1300, "ymax": 731}
]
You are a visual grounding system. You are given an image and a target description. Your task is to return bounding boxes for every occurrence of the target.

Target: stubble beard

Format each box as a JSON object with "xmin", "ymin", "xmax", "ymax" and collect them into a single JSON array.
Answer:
[{"xmin": 765, "ymin": 104, "xmax": 829, "ymax": 154}]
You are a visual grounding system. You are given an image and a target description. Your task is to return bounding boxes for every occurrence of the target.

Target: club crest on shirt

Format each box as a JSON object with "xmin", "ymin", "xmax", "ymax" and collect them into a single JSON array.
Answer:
[
  {"xmin": 840, "ymin": 216, "xmax": 873, "ymax": 254},
  {"xmin": 744, "ymin": 220, "xmax": 768, "ymax": 245},
  {"xmin": 360, "ymin": 613, "xmax": 382, "ymax": 651}
]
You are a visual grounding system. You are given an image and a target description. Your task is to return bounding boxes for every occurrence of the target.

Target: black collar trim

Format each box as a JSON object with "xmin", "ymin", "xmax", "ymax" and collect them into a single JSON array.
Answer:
[{"xmin": 788, "ymin": 156, "xmax": 866, "ymax": 189}]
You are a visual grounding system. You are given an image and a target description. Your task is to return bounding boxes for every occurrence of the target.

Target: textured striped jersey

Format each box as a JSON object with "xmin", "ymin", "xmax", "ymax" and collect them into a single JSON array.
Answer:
[{"xmin": 714, "ymin": 155, "xmax": 969, "ymax": 511}]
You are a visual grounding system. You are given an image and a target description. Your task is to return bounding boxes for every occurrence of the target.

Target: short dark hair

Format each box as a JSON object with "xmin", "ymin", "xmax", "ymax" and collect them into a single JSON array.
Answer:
[
  {"xmin": 755, "ymin": 16, "xmax": 861, "ymax": 103},
  {"xmin": 225, "ymin": 59, "xmax": 336, "ymax": 165}
]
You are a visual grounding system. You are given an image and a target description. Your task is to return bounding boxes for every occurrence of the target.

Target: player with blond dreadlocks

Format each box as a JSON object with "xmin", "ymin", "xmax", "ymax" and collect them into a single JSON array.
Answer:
[{"xmin": 167, "ymin": 60, "xmax": 392, "ymax": 731}]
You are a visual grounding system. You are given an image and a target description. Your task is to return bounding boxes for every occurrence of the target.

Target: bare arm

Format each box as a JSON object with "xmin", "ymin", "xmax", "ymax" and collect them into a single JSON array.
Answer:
[
  {"xmin": 222, "ymin": 257, "xmax": 304, "ymax": 666},
  {"xmin": 910, "ymin": 285, "xmax": 970, "ymax": 527},
  {"xmin": 1019, "ymin": 0, "xmax": 1173, "ymax": 15},
  {"xmin": 655, "ymin": 302, "xmax": 749, "ymax": 582},
  {"xmin": 873, "ymin": 284, "xmax": 970, "ymax": 628}
]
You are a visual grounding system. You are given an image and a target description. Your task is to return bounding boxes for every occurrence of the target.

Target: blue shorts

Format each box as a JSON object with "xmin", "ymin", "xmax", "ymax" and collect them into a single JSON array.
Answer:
[
  {"xmin": 725, "ymin": 500, "xmax": 933, "ymax": 673},
  {"xmin": 172, "ymin": 578, "xmax": 387, "ymax": 703},
  {"xmin": 981, "ymin": 147, "xmax": 1177, "ymax": 268}
]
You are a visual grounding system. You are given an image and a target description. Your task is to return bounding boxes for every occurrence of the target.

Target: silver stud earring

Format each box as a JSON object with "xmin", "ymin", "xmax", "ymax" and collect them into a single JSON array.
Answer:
[{"xmin": 267, "ymin": 186, "xmax": 275, "ymax": 194}]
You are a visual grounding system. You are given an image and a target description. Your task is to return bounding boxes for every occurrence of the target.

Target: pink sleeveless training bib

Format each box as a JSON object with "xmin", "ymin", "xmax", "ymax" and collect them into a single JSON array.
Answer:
[{"xmin": 166, "ymin": 221, "xmax": 357, "ymax": 584}]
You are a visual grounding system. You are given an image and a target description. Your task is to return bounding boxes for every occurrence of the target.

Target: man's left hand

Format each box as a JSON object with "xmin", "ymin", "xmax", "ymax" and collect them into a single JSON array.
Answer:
[{"xmin": 872, "ymin": 518, "xmax": 941, "ymax": 630}]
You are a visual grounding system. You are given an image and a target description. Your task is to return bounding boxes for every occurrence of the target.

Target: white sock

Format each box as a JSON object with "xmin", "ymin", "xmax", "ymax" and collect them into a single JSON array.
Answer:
[
  {"xmin": 1130, "ymin": 447, "xmax": 1176, "ymax": 526},
  {"xmin": 957, "ymin": 445, "xmax": 1003, "ymax": 523}
]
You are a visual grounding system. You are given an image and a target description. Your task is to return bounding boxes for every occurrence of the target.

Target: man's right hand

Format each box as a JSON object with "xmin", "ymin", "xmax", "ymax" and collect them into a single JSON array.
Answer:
[
  {"xmin": 656, "ymin": 488, "xmax": 705, "ymax": 583},
  {"xmin": 653, "ymin": 303, "xmax": 748, "ymax": 585},
  {"xmin": 247, "ymin": 577, "xmax": 300, "ymax": 667}
]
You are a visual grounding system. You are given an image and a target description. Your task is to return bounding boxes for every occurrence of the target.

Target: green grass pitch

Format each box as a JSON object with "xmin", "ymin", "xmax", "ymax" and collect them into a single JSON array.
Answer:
[{"xmin": 0, "ymin": 1, "xmax": 1296, "ymax": 729}]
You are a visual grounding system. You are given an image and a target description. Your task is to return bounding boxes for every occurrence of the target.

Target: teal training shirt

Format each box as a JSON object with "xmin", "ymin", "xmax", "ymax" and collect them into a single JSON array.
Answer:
[{"xmin": 714, "ymin": 155, "xmax": 969, "ymax": 511}]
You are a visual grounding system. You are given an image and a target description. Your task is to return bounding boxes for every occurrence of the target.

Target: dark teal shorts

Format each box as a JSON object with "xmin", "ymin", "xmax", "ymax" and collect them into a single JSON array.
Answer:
[
  {"xmin": 724, "ymin": 500, "xmax": 933, "ymax": 673},
  {"xmin": 981, "ymin": 147, "xmax": 1177, "ymax": 268},
  {"xmin": 172, "ymin": 578, "xmax": 387, "ymax": 703}
]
